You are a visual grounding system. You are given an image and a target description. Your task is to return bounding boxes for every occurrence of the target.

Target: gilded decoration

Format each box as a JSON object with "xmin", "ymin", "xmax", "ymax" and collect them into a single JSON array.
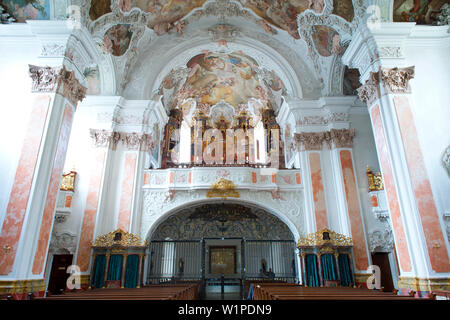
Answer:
[
  {"xmin": 398, "ymin": 276, "xmax": 450, "ymax": 292},
  {"xmin": 366, "ymin": 166, "xmax": 384, "ymax": 191},
  {"xmin": 206, "ymin": 178, "xmax": 240, "ymax": 199},
  {"xmin": 92, "ymin": 229, "xmax": 147, "ymax": 248},
  {"xmin": 297, "ymin": 228, "xmax": 353, "ymax": 247},
  {"xmin": 60, "ymin": 170, "xmax": 76, "ymax": 191}
]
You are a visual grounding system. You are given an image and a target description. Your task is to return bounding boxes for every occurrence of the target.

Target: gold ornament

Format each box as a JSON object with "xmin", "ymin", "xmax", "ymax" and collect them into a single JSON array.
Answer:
[
  {"xmin": 206, "ymin": 178, "xmax": 240, "ymax": 199},
  {"xmin": 92, "ymin": 229, "xmax": 147, "ymax": 248},
  {"xmin": 297, "ymin": 228, "xmax": 353, "ymax": 247}
]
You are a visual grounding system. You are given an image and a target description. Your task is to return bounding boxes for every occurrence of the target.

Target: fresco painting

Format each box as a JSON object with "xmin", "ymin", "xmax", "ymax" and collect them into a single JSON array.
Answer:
[
  {"xmin": 83, "ymin": 66, "xmax": 101, "ymax": 95},
  {"xmin": 393, "ymin": 0, "xmax": 448, "ymax": 24},
  {"xmin": 179, "ymin": 51, "xmax": 264, "ymax": 109},
  {"xmin": 332, "ymin": 0, "xmax": 354, "ymax": 22},
  {"xmin": 311, "ymin": 25, "xmax": 342, "ymax": 57},
  {"xmin": 102, "ymin": 24, "xmax": 133, "ymax": 57},
  {"xmin": 343, "ymin": 67, "xmax": 360, "ymax": 96},
  {"xmin": 89, "ymin": 0, "xmax": 333, "ymax": 39},
  {"xmin": 5, "ymin": 0, "xmax": 50, "ymax": 22},
  {"xmin": 90, "ymin": 0, "xmax": 112, "ymax": 21}
]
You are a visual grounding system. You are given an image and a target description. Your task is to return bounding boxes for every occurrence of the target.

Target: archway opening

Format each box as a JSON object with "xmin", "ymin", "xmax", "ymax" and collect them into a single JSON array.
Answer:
[{"xmin": 146, "ymin": 202, "xmax": 297, "ymax": 299}]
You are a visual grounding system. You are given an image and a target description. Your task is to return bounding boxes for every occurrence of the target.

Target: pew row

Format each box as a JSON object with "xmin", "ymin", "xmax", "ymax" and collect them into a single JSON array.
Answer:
[
  {"xmin": 251, "ymin": 283, "xmax": 429, "ymax": 300},
  {"xmin": 40, "ymin": 283, "xmax": 201, "ymax": 300}
]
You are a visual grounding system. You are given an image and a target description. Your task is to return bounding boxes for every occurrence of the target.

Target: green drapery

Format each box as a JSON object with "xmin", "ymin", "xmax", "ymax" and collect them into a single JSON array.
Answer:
[
  {"xmin": 107, "ymin": 255, "xmax": 123, "ymax": 281},
  {"xmin": 124, "ymin": 255, "xmax": 139, "ymax": 288},
  {"xmin": 321, "ymin": 254, "xmax": 337, "ymax": 281},
  {"xmin": 339, "ymin": 254, "xmax": 353, "ymax": 286},
  {"xmin": 93, "ymin": 255, "xmax": 106, "ymax": 288},
  {"xmin": 305, "ymin": 254, "xmax": 319, "ymax": 287}
]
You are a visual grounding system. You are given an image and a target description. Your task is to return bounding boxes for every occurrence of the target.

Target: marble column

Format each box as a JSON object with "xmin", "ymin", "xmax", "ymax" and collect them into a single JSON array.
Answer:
[
  {"xmin": 358, "ymin": 66, "xmax": 450, "ymax": 295},
  {"xmin": 75, "ymin": 130, "xmax": 115, "ymax": 273},
  {"xmin": 0, "ymin": 65, "xmax": 85, "ymax": 298}
]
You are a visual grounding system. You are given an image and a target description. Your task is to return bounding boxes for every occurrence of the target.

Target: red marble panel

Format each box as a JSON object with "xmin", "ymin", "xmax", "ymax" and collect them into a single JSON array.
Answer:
[
  {"xmin": 370, "ymin": 105, "xmax": 412, "ymax": 272},
  {"xmin": 65, "ymin": 195, "xmax": 72, "ymax": 208},
  {"xmin": 117, "ymin": 153, "xmax": 137, "ymax": 232},
  {"xmin": 252, "ymin": 172, "xmax": 257, "ymax": 183},
  {"xmin": 296, "ymin": 173, "xmax": 301, "ymax": 184},
  {"xmin": 76, "ymin": 148, "xmax": 107, "ymax": 272},
  {"xmin": 32, "ymin": 104, "xmax": 74, "ymax": 275},
  {"xmin": 371, "ymin": 195, "xmax": 378, "ymax": 208},
  {"xmin": 393, "ymin": 96, "xmax": 450, "ymax": 272},
  {"xmin": 0, "ymin": 95, "xmax": 51, "ymax": 275},
  {"xmin": 309, "ymin": 152, "xmax": 328, "ymax": 230},
  {"xmin": 143, "ymin": 173, "xmax": 150, "ymax": 185},
  {"xmin": 339, "ymin": 150, "xmax": 369, "ymax": 271}
]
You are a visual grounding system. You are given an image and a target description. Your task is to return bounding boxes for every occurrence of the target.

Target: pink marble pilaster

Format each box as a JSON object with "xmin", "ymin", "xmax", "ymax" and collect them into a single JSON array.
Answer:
[
  {"xmin": 117, "ymin": 153, "xmax": 137, "ymax": 232},
  {"xmin": 309, "ymin": 152, "xmax": 328, "ymax": 230}
]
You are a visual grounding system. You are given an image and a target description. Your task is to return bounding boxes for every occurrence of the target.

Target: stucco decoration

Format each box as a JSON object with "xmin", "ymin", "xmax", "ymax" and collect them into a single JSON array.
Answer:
[
  {"xmin": 368, "ymin": 229, "xmax": 394, "ymax": 253},
  {"xmin": 150, "ymin": 203, "xmax": 294, "ymax": 240},
  {"xmin": 443, "ymin": 146, "xmax": 450, "ymax": 176},
  {"xmin": 49, "ymin": 231, "xmax": 77, "ymax": 254}
]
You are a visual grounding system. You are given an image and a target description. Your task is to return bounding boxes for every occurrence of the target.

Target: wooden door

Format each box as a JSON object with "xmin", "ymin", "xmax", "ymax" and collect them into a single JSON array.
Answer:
[
  {"xmin": 371, "ymin": 252, "xmax": 394, "ymax": 292},
  {"xmin": 48, "ymin": 254, "xmax": 73, "ymax": 295}
]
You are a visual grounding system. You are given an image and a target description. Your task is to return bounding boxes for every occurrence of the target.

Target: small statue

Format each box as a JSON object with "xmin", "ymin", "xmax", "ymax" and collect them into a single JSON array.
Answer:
[{"xmin": 0, "ymin": 5, "xmax": 16, "ymax": 24}]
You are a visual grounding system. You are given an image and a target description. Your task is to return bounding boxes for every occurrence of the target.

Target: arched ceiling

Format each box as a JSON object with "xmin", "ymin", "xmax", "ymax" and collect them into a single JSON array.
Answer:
[{"xmin": 73, "ymin": 0, "xmax": 366, "ymax": 103}]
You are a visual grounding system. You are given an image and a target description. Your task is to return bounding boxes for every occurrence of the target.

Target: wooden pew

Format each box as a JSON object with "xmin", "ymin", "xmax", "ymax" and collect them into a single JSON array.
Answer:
[
  {"xmin": 251, "ymin": 283, "xmax": 420, "ymax": 300},
  {"xmin": 41, "ymin": 282, "xmax": 201, "ymax": 300}
]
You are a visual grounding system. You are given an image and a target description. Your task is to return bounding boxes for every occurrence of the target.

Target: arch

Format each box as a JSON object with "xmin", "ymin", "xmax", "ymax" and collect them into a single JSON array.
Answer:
[{"xmin": 144, "ymin": 198, "xmax": 300, "ymax": 243}]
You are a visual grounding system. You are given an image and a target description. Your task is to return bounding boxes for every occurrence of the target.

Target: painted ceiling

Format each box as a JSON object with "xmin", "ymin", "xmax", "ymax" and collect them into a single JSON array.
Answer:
[
  {"xmin": 159, "ymin": 50, "xmax": 285, "ymax": 119},
  {"xmin": 89, "ymin": 0, "xmax": 357, "ymax": 38},
  {"xmin": 393, "ymin": 0, "xmax": 449, "ymax": 24}
]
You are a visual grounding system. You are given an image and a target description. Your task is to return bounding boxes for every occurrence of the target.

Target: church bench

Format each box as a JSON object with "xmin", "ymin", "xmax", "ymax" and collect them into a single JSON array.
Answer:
[{"xmin": 41, "ymin": 283, "xmax": 200, "ymax": 300}]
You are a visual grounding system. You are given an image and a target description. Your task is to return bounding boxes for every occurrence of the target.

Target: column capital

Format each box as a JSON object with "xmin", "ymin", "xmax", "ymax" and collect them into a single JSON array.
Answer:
[
  {"xmin": 89, "ymin": 129, "xmax": 120, "ymax": 149},
  {"xmin": 295, "ymin": 128, "xmax": 355, "ymax": 150},
  {"xmin": 28, "ymin": 65, "xmax": 87, "ymax": 106},
  {"xmin": 330, "ymin": 128, "xmax": 355, "ymax": 149},
  {"xmin": 357, "ymin": 66, "xmax": 415, "ymax": 104},
  {"xmin": 379, "ymin": 66, "xmax": 415, "ymax": 94}
]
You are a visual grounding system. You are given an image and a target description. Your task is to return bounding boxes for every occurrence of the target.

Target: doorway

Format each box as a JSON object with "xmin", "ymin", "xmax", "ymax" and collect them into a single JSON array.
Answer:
[
  {"xmin": 47, "ymin": 254, "xmax": 73, "ymax": 295},
  {"xmin": 371, "ymin": 252, "xmax": 394, "ymax": 292}
]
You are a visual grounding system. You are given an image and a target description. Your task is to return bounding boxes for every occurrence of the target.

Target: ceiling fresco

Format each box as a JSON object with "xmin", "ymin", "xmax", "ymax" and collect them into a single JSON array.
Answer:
[
  {"xmin": 89, "ymin": 0, "xmax": 358, "ymax": 39},
  {"xmin": 159, "ymin": 50, "xmax": 285, "ymax": 116},
  {"xmin": 393, "ymin": 0, "xmax": 449, "ymax": 24},
  {"xmin": 3, "ymin": 0, "xmax": 50, "ymax": 22}
]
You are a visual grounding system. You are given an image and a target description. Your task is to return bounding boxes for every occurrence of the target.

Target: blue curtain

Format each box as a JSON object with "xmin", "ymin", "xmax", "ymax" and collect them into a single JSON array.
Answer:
[
  {"xmin": 107, "ymin": 255, "xmax": 123, "ymax": 281},
  {"xmin": 321, "ymin": 254, "xmax": 337, "ymax": 281},
  {"xmin": 93, "ymin": 255, "xmax": 106, "ymax": 288},
  {"xmin": 305, "ymin": 254, "xmax": 319, "ymax": 287},
  {"xmin": 339, "ymin": 254, "xmax": 353, "ymax": 287},
  {"xmin": 124, "ymin": 255, "xmax": 139, "ymax": 288}
]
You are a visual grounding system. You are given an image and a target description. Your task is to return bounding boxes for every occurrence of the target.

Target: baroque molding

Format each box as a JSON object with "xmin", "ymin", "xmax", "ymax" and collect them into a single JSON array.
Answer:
[
  {"xmin": 29, "ymin": 65, "xmax": 62, "ymax": 93},
  {"xmin": 380, "ymin": 66, "xmax": 415, "ymax": 94},
  {"xmin": 90, "ymin": 129, "xmax": 156, "ymax": 152},
  {"xmin": 330, "ymin": 128, "xmax": 355, "ymax": 148},
  {"xmin": 368, "ymin": 229, "xmax": 394, "ymax": 253},
  {"xmin": 295, "ymin": 128, "xmax": 355, "ymax": 150},
  {"xmin": 357, "ymin": 71, "xmax": 380, "ymax": 106},
  {"xmin": 443, "ymin": 146, "xmax": 450, "ymax": 176},
  {"xmin": 89, "ymin": 129, "xmax": 119, "ymax": 149},
  {"xmin": 28, "ymin": 65, "xmax": 87, "ymax": 106}
]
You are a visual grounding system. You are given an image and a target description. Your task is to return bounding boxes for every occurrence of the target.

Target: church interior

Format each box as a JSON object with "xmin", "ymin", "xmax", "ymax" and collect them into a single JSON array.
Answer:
[{"xmin": 0, "ymin": 0, "xmax": 449, "ymax": 301}]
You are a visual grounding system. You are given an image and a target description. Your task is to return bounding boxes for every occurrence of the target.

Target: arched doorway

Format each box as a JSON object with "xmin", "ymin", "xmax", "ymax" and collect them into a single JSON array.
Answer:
[{"xmin": 146, "ymin": 202, "xmax": 297, "ymax": 299}]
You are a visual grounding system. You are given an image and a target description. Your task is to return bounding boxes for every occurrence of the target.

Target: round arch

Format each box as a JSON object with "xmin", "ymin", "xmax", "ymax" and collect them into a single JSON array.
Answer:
[{"xmin": 144, "ymin": 198, "xmax": 300, "ymax": 243}]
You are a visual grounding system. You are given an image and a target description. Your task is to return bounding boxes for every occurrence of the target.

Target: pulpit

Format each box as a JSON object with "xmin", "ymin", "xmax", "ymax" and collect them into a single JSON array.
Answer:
[
  {"xmin": 297, "ymin": 228, "xmax": 355, "ymax": 287},
  {"xmin": 89, "ymin": 229, "xmax": 147, "ymax": 289}
]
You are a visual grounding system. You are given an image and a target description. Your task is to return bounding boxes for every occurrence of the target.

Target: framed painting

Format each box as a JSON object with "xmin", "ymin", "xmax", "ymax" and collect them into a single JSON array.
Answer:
[{"xmin": 209, "ymin": 246, "xmax": 237, "ymax": 275}]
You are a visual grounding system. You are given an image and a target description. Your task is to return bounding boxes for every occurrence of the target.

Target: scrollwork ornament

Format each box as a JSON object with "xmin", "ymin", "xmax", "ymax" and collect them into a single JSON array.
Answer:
[{"xmin": 380, "ymin": 66, "xmax": 415, "ymax": 94}]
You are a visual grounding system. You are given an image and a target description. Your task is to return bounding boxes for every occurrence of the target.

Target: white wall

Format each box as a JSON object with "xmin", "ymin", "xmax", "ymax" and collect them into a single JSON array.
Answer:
[
  {"xmin": 405, "ymin": 43, "xmax": 450, "ymax": 241},
  {"xmin": 0, "ymin": 26, "xmax": 41, "ymax": 230}
]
